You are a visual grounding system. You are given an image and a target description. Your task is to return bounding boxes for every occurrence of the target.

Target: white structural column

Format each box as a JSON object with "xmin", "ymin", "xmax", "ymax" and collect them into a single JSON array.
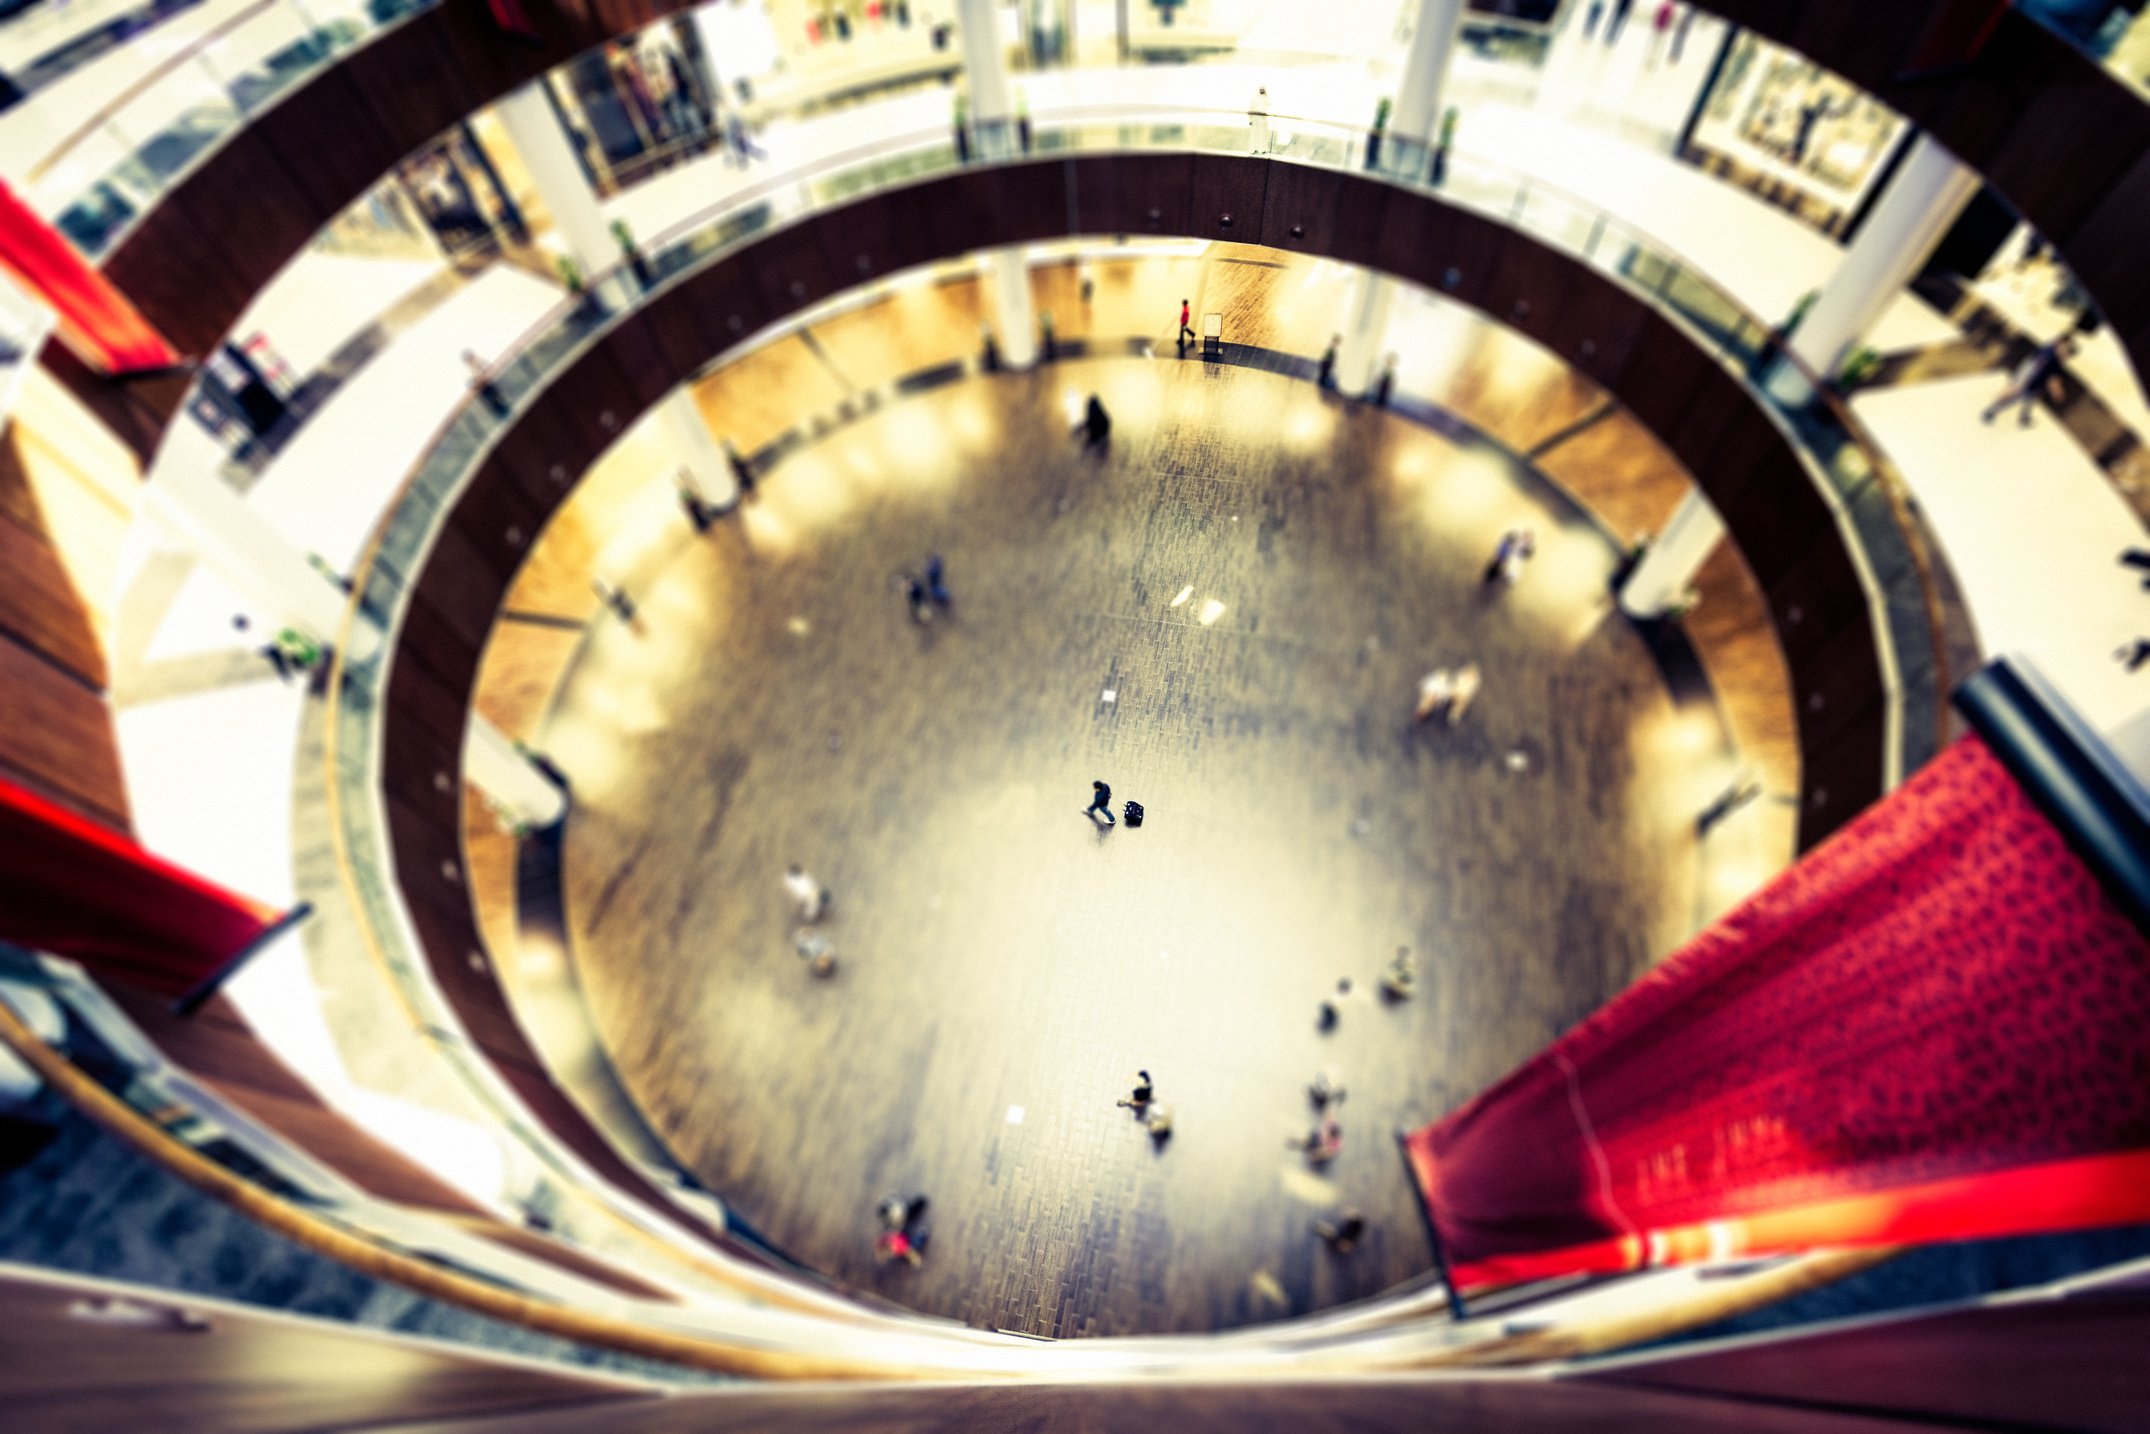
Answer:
[
  {"xmin": 465, "ymin": 718, "xmax": 567, "ymax": 827},
  {"xmin": 655, "ymin": 386, "xmax": 738, "ymax": 504},
  {"xmin": 1389, "ymin": 0, "xmax": 1466, "ymax": 156},
  {"xmin": 1336, "ymin": 268, "xmax": 1398, "ymax": 395},
  {"xmin": 147, "ymin": 465, "xmax": 351, "ymax": 643},
  {"xmin": 494, "ymin": 80, "xmax": 616, "ymax": 280},
  {"xmin": 984, "ymin": 247, "xmax": 1039, "ymax": 369},
  {"xmin": 1770, "ymin": 133, "xmax": 1979, "ymax": 402},
  {"xmin": 147, "ymin": 467, "xmax": 565, "ymax": 825},
  {"xmin": 956, "ymin": 0, "xmax": 1015, "ymax": 156},
  {"xmin": 1618, "ymin": 487, "xmax": 1728, "ymax": 619}
]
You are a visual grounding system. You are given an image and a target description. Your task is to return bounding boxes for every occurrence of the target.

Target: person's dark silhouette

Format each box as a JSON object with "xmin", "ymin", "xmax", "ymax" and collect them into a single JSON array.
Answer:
[{"xmin": 1084, "ymin": 779, "xmax": 1116, "ymax": 826}]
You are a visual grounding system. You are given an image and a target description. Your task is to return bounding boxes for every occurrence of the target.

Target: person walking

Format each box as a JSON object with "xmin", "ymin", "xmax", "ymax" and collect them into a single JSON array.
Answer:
[
  {"xmin": 1077, "ymin": 393, "xmax": 1112, "ymax": 448},
  {"xmin": 791, "ymin": 926, "xmax": 838, "ymax": 977},
  {"xmin": 1671, "ymin": 4, "xmax": 1698, "ymax": 61},
  {"xmin": 1604, "ymin": 0, "xmax": 1634, "ymax": 44},
  {"xmin": 724, "ymin": 109, "xmax": 767, "ymax": 164},
  {"xmin": 1312, "ymin": 1210, "xmax": 1367, "ymax": 1253},
  {"xmin": 678, "ymin": 469, "xmax": 721, "ymax": 532},
  {"xmin": 1445, "ymin": 662, "xmax": 1482, "ymax": 725},
  {"xmin": 924, "ymin": 554, "xmax": 951, "ymax": 607},
  {"xmin": 1295, "ymin": 1115, "xmax": 1344, "ymax": 1165},
  {"xmin": 1413, "ymin": 663, "xmax": 1479, "ymax": 725},
  {"xmin": 1982, "ymin": 334, "xmax": 2075, "ymax": 426},
  {"xmin": 1116, "ymin": 1069, "xmax": 1155, "ymax": 1110},
  {"xmin": 1414, "ymin": 667, "xmax": 1457, "ymax": 724},
  {"xmin": 1369, "ymin": 354, "xmax": 1397, "ymax": 407},
  {"xmin": 592, "ymin": 578, "xmax": 636, "ymax": 622},
  {"xmin": 1316, "ymin": 978, "xmax": 1351, "ymax": 1031},
  {"xmin": 784, "ymin": 863, "xmax": 830, "ymax": 923},
  {"xmin": 1308, "ymin": 1069, "xmax": 1347, "ymax": 1108},
  {"xmin": 1317, "ymin": 334, "xmax": 1340, "ymax": 390},
  {"xmin": 1084, "ymin": 779, "xmax": 1117, "ymax": 827},
  {"xmin": 1483, "ymin": 527, "xmax": 1536, "ymax": 584},
  {"xmin": 1178, "ymin": 299, "xmax": 1196, "ymax": 351},
  {"xmin": 1647, "ymin": 0, "xmax": 1675, "ymax": 64},
  {"xmin": 723, "ymin": 438, "xmax": 757, "ymax": 497},
  {"xmin": 463, "ymin": 350, "xmax": 508, "ymax": 418},
  {"xmin": 1380, "ymin": 946, "xmax": 1418, "ymax": 1001},
  {"xmin": 901, "ymin": 571, "xmax": 935, "ymax": 625},
  {"xmin": 874, "ymin": 1209, "xmax": 926, "ymax": 1266}
]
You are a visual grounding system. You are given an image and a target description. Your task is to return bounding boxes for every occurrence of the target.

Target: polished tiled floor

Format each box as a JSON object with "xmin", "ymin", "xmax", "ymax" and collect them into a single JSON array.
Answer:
[{"xmin": 508, "ymin": 337, "xmax": 1775, "ymax": 1337}]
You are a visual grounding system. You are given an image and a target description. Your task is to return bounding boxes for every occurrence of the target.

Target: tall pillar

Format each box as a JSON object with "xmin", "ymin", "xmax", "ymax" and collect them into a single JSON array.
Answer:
[
  {"xmin": 984, "ymin": 248, "xmax": 1038, "ymax": 368},
  {"xmin": 465, "ymin": 718, "xmax": 567, "ymax": 828},
  {"xmin": 493, "ymin": 80, "xmax": 615, "ymax": 282},
  {"xmin": 1389, "ymin": 0, "xmax": 1466, "ymax": 163},
  {"xmin": 1770, "ymin": 133, "xmax": 1978, "ymax": 403},
  {"xmin": 1336, "ymin": 269, "xmax": 1397, "ymax": 394},
  {"xmin": 1618, "ymin": 487, "xmax": 1726, "ymax": 619},
  {"xmin": 146, "ymin": 467, "xmax": 564, "ymax": 824},
  {"xmin": 956, "ymin": 0, "xmax": 1016, "ymax": 157},
  {"xmin": 657, "ymin": 387, "xmax": 737, "ymax": 505},
  {"xmin": 146, "ymin": 465, "xmax": 350, "ymax": 643}
]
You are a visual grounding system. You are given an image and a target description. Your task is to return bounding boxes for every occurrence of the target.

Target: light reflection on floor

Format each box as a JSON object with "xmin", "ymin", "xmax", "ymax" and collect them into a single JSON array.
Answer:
[{"xmin": 525, "ymin": 357, "xmax": 1768, "ymax": 1339}]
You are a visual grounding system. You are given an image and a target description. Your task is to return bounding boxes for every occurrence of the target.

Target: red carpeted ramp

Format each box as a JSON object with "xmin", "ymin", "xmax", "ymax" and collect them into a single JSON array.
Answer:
[
  {"xmin": 1406, "ymin": 735, "xmax": 2150, "ymax": 1297},
  {"xmin": 0, "ymin": 181, "xmax": 176, "ymax": 373},
  {"xmin": 0, "ymin": 777, "xmax": 278, "ymax": 998}
]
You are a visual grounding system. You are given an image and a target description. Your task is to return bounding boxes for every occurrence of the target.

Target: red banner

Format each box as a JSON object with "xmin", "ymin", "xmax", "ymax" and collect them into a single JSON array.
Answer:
[
  {"xmin": 0, "ymin": 182, "xmax": 176, "ymax": 373},
  {"xmin": 1407, "ymin": 735, "xmax": 2150, "ymax": 1296},
  {"xmin": 0, "ymin": 777, "xmax": 276, "ymax": 998}
]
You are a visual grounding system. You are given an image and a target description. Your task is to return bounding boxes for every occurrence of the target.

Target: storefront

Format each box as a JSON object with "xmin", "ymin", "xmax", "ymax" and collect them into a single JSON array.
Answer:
[{"xmin": 1680, "ymin": 30, "xmax": 1906, "ymax": 239}]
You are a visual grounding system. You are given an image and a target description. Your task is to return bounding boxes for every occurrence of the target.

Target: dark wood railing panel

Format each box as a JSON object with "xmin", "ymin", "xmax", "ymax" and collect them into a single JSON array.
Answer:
[
  {"xmin": 1762, "ymin": 535, "xmax": 1874, "ymax": 669},
  {"xmin": 1190, "ymin": 152, "xmax": 1270, "ymax": 244},
  {"xmin": 1067, "ymin": 152, "xmax": 1197, "ymax": 238},
  {"xmin": 1783, "ymin": 615, "xmax": 1887, "ymax": 756},
  {"xmin": 1799, "ymin": 705, "xmax": 1889, "ymax": 844}
]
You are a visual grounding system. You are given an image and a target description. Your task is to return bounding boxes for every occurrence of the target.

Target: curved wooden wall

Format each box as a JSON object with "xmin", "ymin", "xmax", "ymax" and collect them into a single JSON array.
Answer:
[{"xmin": 376, "ymin": 157, "xmax": 1888, "ymax": 1229}]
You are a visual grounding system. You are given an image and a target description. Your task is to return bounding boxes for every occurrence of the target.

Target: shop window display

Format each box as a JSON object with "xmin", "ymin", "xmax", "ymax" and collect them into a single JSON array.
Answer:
[
  {"xmin": 546, "ymin": 22, "xmax": 721, "ymax": 197},
  {"xmin": 1681, "ymin": 32, "xmax": 1905, "ymax": 239}
]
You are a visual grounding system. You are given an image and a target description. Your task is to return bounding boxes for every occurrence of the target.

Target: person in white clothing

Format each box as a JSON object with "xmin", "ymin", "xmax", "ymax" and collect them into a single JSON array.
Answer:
[
  {"xmin": 784, "ymin": 863, "xmax": 829, "ymax": 923},
  {"xmin": 1413, "ymin": 662, "xmax": 1482, "ymax": 725}
]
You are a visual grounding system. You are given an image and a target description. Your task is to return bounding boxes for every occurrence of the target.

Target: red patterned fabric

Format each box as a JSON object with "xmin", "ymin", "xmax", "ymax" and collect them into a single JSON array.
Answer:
[
  {"xmin": 1407, "ymin": 735, "xmax": 2150, "ymax": 1296},
  {"xmin": 0, "ymin": 181, "xmax": 175, "ymax": 372},
  {"xmin": 0, "ymin": 777, "xmax": 277, "ymax": 997}
]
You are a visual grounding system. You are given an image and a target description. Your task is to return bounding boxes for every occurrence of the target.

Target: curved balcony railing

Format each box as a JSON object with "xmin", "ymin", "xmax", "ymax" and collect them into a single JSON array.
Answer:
[
  {"xmin": 20, "ymin": 0, "xmax": 437, "ymax": 258},
  {"xmin": 321, "ymin": 102, "xmax": 1958, "ymax": 1336}
]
